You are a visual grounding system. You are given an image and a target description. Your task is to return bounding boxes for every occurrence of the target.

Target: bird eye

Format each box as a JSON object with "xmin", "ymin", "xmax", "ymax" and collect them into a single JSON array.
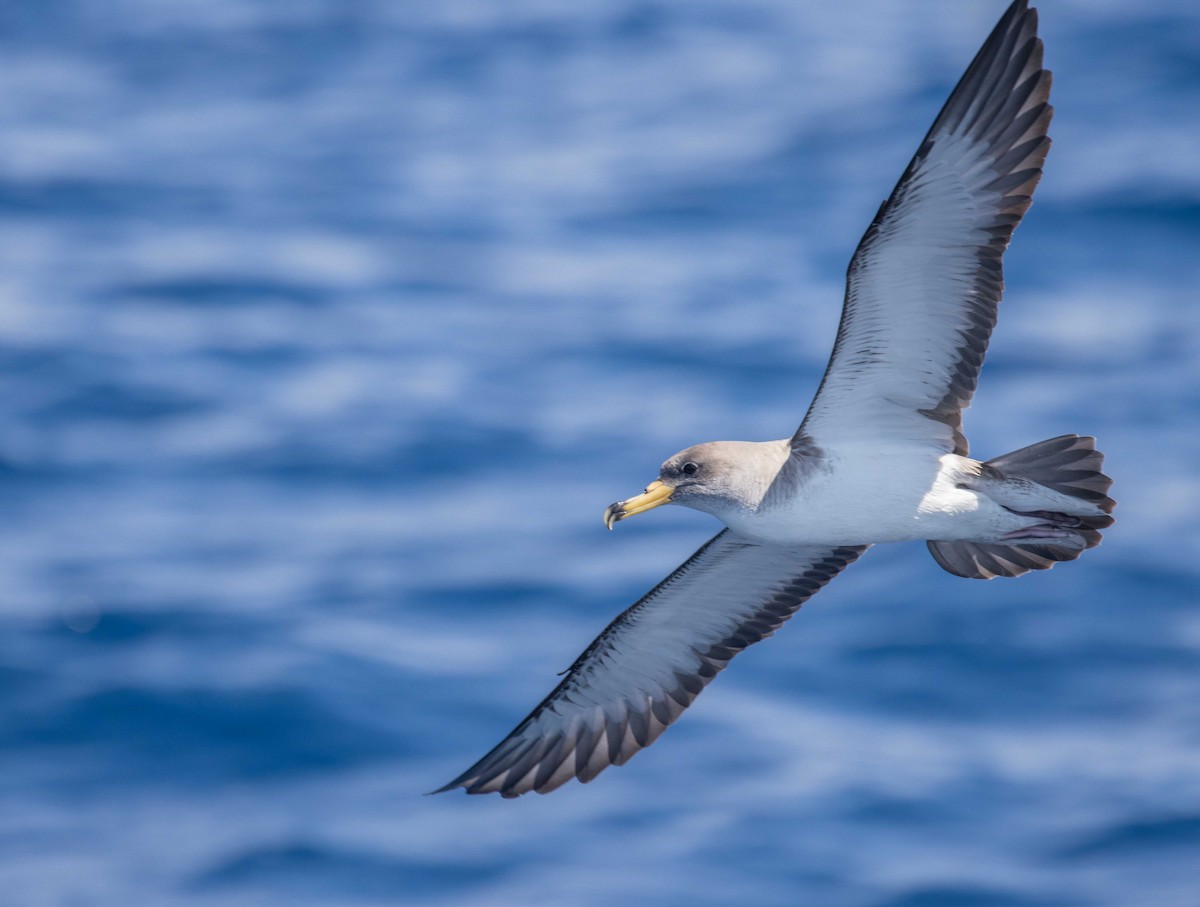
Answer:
[{"xmin": 681, "ymin": 462, "xmax": 699, "ymax": 476}]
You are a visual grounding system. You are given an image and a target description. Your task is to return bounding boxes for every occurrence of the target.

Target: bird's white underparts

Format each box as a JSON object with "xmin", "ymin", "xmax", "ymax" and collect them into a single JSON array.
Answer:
[{"xmin": 604, "ymin": 441, "xmax": 1103, "ymax": 549}]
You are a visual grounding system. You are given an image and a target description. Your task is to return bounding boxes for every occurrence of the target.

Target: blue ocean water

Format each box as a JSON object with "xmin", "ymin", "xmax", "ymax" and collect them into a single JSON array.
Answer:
[{"xmin": 1, "ymin": 1, "xmax": 1198, "ymax": 904}]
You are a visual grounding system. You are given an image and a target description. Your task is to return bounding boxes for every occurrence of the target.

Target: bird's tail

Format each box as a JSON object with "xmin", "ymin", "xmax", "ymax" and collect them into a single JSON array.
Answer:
[{"xmin": 928, "ymin": 435, "xmax": 1115, "ymax": 579}]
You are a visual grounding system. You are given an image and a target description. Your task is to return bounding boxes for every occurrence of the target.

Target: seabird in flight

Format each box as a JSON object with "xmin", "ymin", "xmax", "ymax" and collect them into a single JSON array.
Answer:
[{"xmin": 436, "ymin": 0, "xmax": 1115, "ymax": 798}]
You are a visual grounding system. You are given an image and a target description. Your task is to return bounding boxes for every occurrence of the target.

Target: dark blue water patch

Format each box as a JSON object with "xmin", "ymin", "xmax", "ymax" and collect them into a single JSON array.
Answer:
[
  {"xmin": 1095, "ymin": 388, "xmax": 1200, "ymax": 433},
  {"xmin": 613, "ymin": 0, "xmax": 774, "ymax": 40},
  {"xmin": 0, "ymin": 662, "xmax": 42, "ymax": 707},
  {"xmin": 1017, "ymin": 201, "xmax": 1200, "ymax": 286},
  {"xmin": 603, "ymin": 193, "xmax": 743, "ymax": 230},
  {"xmin": 192, "ymin": 840, "xmax": 508, "ymax": 901},
  {"xmin": 1104, "ymin": 563, "xmax": 1197, "ymax": 602},
  {"xmin": 1052, "ymin": 813, "xmax": 1200, "ymax": 861},
  {"xmin": 2, "ymin": 346, "xmax": 127, "ymax": 393},
  {"xmin": 579, "ymin": 142, "xmax": 845, "ymax": 243},
  {"xmin": 416, "ymin": 579, "xmax": 573, "ymax": 614},
  {"xmin": 0, "ymin": 345, "xmax": 85, "ymax": 377},
  {"xmin": 578, "ymin": 338, "xmax": 820, "ymax": 391},
  {"xmin": 845, "ymin": 634, "xmax": 1200, "ymax": 686},
  {"xmin": 0, "ymin": 452, "xmax": 83, "ymax": 486},
  {"xmin": 871, "ymin": 885, "xmax": 1077, "ymax": 907},
  {"xmin": 396, "ymin": 424, "xmax": 541, "ymax": 480},
  {"xmin": 768, "ymin": 650, "xmax": 1080, "ymax": 728},
  {"xmin": 824, "ymin": 632, "xmax": 1200, "ymax": 726},
  {"xmin": 33, "ymin": 381, "xmax": 211, "ymax": 423},
  {"xmin": 981, "ymin": 350, "xmax": 1178, "ymax": 385},
  {"xmin": 0, "ymin": 176, "xmax": 222, "ymax": 220},
  {"xmin": 114, "ymin": 277, "xmax": 328, "ymax": 307},
  {"xmin": 569, "ymin": 172, "xmax": 793, "ymax": 236},
  {"xmin": 408, "ymin": 40, "xmax": 495, "ymax": 87},
  {"xmin": 844, "ymin": 791, "xmax": 958, "ymax": 828},
  {"xmin": 608, "ymin": 3, "xmax": 674, "ymax": 42},
  {"xmin": 9, "ymin": 685, "xmax": 399, "ymax": 786},
  {"xmin": 1068, "ymin": 16, "xmax": 1200, "ymax": 90},
  {"xmin": 0, "ymin": 0, "xmax": 69, "ymax": 41},
  {"xmin": 40, "ymin": 607, "xmax": 256, "ymax": 646},
  {"xmin": 1085, "ymin": 195, "xmax": 1200, "ymax": 231},
  {"xmin": 201, "ymin": 344, "xmax": 315, "ymax": 370},
  {"xmin": 219, "ymin": 427, "xmax": 540, "ymax": 486}
]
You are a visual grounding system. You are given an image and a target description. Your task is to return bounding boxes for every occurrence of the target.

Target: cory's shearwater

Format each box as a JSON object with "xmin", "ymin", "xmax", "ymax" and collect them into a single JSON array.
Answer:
[{"xmin": 436, "ymin": 0, "xmax": 1115, "ymax": 798}]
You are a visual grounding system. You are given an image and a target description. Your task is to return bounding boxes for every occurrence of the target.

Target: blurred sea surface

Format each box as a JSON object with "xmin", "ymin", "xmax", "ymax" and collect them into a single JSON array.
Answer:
[{"xmin": 1, "ymin": 1, "xmax": 1199, "ymax": 905}]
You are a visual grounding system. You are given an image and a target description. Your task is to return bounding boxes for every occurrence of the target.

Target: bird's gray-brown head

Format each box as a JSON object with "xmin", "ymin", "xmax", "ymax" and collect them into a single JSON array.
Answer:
[{"xmin": 603, "ymin": 440, "xmax": 792, "ymax": 529}]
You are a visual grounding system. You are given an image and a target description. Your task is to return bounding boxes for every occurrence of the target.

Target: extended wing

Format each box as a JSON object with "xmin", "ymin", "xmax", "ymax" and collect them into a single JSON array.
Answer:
[
  {"xmin": 436, "ymin": 533, "xmax": 865, "ymax": 797},
  {"xmin": 798, "ymin": 0, "xmax": 1051, "ymax": 456}
]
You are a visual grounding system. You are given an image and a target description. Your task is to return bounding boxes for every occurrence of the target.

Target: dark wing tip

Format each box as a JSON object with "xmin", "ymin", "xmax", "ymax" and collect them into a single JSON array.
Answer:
[
  {"xmin": 934, "ymin": 0, "xmax": 1050, "ymax": 140},
  {"xmin": 431, "ymin": 695, "xmax": 697, "ymax": 798},
  {"xmin": 427, "ymin": 768, "xmax": 483, "ymax": 797},
  {"xmin": 427, "ymin": 776, "xmax": 470, "ymax": 796}
]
